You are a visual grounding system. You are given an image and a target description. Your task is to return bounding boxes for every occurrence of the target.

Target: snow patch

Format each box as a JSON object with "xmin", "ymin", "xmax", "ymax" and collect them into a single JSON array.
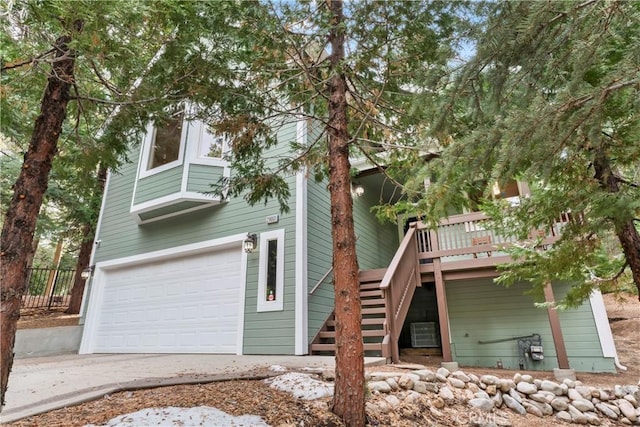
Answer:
[
  {"xmin": 265, "ymin": 372, "xmax": 334, "ymax": 400},
  {"xmin": 269, "ymin": 364, "xmax": 288, "ymax": 372},
  {"xmin": 85, "ymin": 406, "xmax": 268, "ymax": 426}
]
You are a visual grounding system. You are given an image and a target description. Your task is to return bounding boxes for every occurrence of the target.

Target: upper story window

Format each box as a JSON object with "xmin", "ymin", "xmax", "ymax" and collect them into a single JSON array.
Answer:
[
  {"xmin": 139, "ymin": 107, "xmax": 187, "ymax": 178},
  {"xmin": 197, "ymin": 129, "xmax": 226, "ymax": 159},
  {"xmin": 148, "ymin": 110, "xmax": 184, "ymax": 169}
]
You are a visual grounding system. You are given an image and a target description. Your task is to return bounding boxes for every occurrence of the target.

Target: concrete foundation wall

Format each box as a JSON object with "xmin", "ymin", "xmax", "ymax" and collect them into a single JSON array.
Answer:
[{"xmin": 15, "ymin": 326, "xmax": 82, "ymax": 359}]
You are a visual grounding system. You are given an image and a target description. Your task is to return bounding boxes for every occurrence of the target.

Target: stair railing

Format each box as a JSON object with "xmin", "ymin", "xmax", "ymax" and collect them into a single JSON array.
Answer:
[
  {"xmin": 309, "ymin": 266, "xmax": 333, "ymax": 295},
  {"xmin": 379, "ymin": 223, "xmax": 422, "ymax": 363}
]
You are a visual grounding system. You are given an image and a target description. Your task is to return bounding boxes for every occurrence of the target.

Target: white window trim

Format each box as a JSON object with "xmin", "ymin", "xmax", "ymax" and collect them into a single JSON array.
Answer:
[
  {"xmin": 257, "ymin": 229, "xmax": 285, "ymax": 312},
  {"xmin": 130, "ymin": 113, "xmax": 231, "ymax": 223},
  {"xmin": 187, "ymin": 120, "xmax": 229, "ymax": 167},
  {"xmin": 138, "ymin": 120, "xmax": 188, "ymax": 179}
]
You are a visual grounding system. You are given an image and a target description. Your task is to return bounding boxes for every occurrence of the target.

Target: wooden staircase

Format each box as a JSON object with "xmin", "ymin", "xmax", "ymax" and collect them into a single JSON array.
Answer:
[{"xmin": 309, "ymin": 269, "xmax": 390, "ymax": 357}]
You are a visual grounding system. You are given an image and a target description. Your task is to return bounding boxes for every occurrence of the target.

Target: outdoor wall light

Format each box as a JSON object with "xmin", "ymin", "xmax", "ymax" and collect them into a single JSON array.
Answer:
[
  {"xmin": 243, "ymin": 233, "xmax": 258, "ymax": 253},
  {"xmin": 352, "ymin": 183, "xmax": 365, "ymax": 197},
  {"xmin": 80, "ymin": 266, "xmax": 94, "ymax": 280}
]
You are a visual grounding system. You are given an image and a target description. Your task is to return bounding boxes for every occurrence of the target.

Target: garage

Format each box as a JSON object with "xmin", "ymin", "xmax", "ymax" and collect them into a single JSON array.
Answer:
[{"xmin": 81, "ymin": 244, "xmax": 245, "ymax": 354}]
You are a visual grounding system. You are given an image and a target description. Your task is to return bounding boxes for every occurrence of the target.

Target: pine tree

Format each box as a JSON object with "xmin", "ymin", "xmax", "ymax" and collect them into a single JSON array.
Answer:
[{"xmin": 404, "ymin": 0, "xmax": 640, "ymax": 304}]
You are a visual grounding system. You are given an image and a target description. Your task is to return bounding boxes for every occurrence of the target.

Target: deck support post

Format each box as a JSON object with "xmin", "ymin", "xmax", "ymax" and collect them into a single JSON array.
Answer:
[
  {"xmin": 543, "ymin": 282, "xmax": 570, "ymax": 369},
  {"xmin": 430, "ymin": 229, "xmax": 452, "ymax": 362}
]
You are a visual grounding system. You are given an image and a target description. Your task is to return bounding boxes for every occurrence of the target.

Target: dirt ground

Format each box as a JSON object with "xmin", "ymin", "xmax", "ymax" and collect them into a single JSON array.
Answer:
[{"xmin": 10, "ymin": 292, "xmax": 640, "ymax": 427}]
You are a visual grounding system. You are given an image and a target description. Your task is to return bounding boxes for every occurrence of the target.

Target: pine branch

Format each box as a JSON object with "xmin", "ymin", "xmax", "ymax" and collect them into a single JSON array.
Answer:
[
  {"xmin": 559, "ymin": 79, "xmax": 639, "ymax": 113},
  {"xmin": 69, "ymin": 95, "xmax": 177, "ymax": 106},
  {"xmin": 587, "ymin": 260, "xmax": 629, "ymax": 284},
  {"xmin": 615, "ymin": 175, "xmax": 639, "ymax": 189},
  {"xmin": 89, "ymin": 59, "xmax": 123, "ymax": 96},
  {"xmin": 1, "ymin": 48, "xmax": 56, "ymax": 71}
]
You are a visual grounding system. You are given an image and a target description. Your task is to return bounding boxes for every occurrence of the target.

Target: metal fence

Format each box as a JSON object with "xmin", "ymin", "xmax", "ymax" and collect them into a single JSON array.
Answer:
[{"xmin": 21, "ymin": 267, "xmax": 76, "ymax": 309}]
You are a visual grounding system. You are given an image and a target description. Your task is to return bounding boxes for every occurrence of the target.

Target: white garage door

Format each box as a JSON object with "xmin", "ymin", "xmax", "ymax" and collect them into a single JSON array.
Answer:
[{"xmin": 91, "ymin": 247, "xmax": 242, "ymax": 354}]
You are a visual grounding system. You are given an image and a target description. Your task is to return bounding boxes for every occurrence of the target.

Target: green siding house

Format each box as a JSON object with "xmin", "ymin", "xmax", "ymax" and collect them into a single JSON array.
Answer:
[{"xmin": 79, "ymin": 114, "xmax": 621, "ymax": 374}]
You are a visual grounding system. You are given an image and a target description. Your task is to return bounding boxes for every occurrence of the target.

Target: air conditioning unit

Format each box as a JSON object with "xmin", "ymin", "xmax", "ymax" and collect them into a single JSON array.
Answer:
[{"xmin": 410, "ymin": 322, "xmax": 441, "ymax": 348}]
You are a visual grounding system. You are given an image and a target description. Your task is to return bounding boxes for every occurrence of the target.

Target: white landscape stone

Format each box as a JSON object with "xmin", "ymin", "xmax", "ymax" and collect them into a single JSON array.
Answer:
[
  {"xmin": 435, "ymin": 373, "xmax": 448, "ymax": 383},
  {"xmin": 499, "ymin": 379, "xmax": 515, "ymax": 393},
  {"xmin": 449, "ymin": 378, "xmax": 466, "ymax": 389},
  {"xmin": 469, "ymin": 397, "xmax": 494, "ymax": 412},
  {"xmin": 595, "ymin": 402, "xmax": 618, "ymax": 420},
  {"xmin": 492, "ymin": 390, "xmax": 503, "ymax": 408},
  {"xmin": 385, "ymin": 377, "xmax": 399, "ymax": 391},
  {"xmin": 451, "ymin": 371, "xmax": 470, "ymax": 383},
  {"xmin": 575, "ymin": 386, "xmax": 592, "ymax": 400},
  {"xmin": 412, "ymin": 369, "xmax": 436, "ymax": 382},
  {"xmin": 503, "ymin": 394, "xmax": 526, "ymax": 415},
  {"xmin": 568, "ymin": 405, "xmax": 589, "ymax": 424},
  {"xmin": 616, "ymin": 399, "xmax": 637, "ymax": 421},
  {"xmin": 436, "ymin": 367, "xmax": 450, "ymax": 378},
  {"xmin": 540, "ymin": 380, "xmax": 563, "ymax": 396},
  {"xmin": 572, "ymin": 398, "xmax": 595, "ymax": 412},
  {"xmin": 550, "ymin": 397, "xmax": 570, "ymax": 411},
  {"xmin": 439, "ymin": 386, "xmax": 455, "ymax": 404},
  {"xmin": 569, "ymin": 388, "xmax": 585, "ymax": 401},
  {"xmin": 481, "ymin": 374, "xmax": 500, "ymax": 385},
  {"xmin": 516, "ymin": 381, "xmax": 538, "ymax": 395},
  {"xmin": 475, "ymin": 390, "xmax": 490, "ymax": 400},
  {"xmin": 508, "ymin": 388, "xmax": 523, "ymax": 404},
  {"xmin": 521, "ymin": 374, "xmax": 534, "ymax": 384},
  {"xmin": 623, "ymin": 394, "xmax": 637, "ymax": 407},
  {"xmin": 584, "ymin": 411, "xmax": 602, "ymax": 425},
  {"xmin": 556, "ymin": 410, "xmax": 572, "ymax": 422},
  {"xmin": 398, "ymin": 374, "xmax": 416, "ymax": 390},
  {"xmin": 368, "ymin": 380, "xmax": 392, "ymax": 393},
  {"xmin": 522, "ymin": 401, "xmax": 543, "ymax": 417},
  {"xmin": 384, "ymin": 394, "xmax": 401, "ymax": 408}
]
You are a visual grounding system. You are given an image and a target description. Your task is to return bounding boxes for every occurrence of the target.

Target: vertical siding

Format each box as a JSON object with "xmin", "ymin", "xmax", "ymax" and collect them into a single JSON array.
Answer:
[
  {"xmin": 94, "ymin": 119, "xmax": 300, "ymax": 355},
  {"xmin": 445, "ymin": 278, "xmax": 615, "ymax": 372}
]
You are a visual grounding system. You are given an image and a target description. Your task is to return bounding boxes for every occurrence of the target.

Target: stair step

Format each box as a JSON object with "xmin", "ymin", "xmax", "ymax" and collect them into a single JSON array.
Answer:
[
  {"xmin": 361, "ymin": 298, "xmax": 385, "ymax": 306},
  {"xmin": 360, "ymin": 290, "xmax": 383, "ymax": 298},
  {"xmin": 310, "ymin": 343, "xmax": 384, "ymax": 352},
  {"xmin": 359, "ymin": 282, "xmax": 381, "ymax": 291},
  {"xmin": 319, "ymin": 329, "xmax": 386, "ymax": 339},
  {"xmin": 327, "ymin": 317, "xmax": 385, "ymax": 328},
  {"xmin": 362, "ymin": 306, "xmax": 386, "ymax": 315}
]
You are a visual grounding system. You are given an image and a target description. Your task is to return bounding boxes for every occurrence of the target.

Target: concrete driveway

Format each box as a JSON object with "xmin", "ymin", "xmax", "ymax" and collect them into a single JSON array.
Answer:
[{"xmin": 1, "ymin": 353, "xmax": 384, "ymax": 424}]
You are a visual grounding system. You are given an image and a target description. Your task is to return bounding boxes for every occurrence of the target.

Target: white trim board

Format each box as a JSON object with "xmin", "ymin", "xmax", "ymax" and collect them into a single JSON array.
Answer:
[
  {"xmin": 295, "ymin": 116, "xmax": 309, "ymax": 355},
  {"xmin": 589, "ymin": 290, "xmax": 625, "ymax": 370}
]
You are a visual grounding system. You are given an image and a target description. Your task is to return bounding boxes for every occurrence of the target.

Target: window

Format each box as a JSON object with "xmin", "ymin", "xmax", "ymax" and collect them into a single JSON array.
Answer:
[
  {"xmin": 257, "ymin": 229, "xmax": 285, "ymax": 312},
  {"xmin": 198, "ymin": 131, "xmax": 225, "ymax": 159},
  {"xmin": 148, "ymin": 110, "xmax": 184, "ymax": 170}
]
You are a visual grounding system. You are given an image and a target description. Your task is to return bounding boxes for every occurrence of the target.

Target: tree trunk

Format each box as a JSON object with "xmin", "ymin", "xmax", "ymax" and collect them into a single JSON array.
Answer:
[
  {"xmin": 593, "ymin": 148, "xmax": 640, "ymax": 298},
  {"xmin": 0, "ymin": 23, "xmax": 81, "ymax": 408},
  {"xmin": 326, "ymin": 2, "xmax": 365, "ymax": 426},
  {"xmin": 66, "ymin": 165, "xmax": 107, "ymax": 314},
  {"xmin": 65, "ymin": 224, "xmax": 93, "ymax": 314}
]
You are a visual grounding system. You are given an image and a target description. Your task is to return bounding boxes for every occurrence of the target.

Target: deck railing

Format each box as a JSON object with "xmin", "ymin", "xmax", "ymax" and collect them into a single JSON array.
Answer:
[
  {"xmin": 414, "ymin": 212, "xmax": 571, "ymax": 262},
  {"xmin": 379, "ymin": 224, "xmax": 422, "ymax": 363}
]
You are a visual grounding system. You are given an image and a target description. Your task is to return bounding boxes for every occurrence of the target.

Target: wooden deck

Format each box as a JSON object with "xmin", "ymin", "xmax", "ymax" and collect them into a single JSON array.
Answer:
[
  {"xmin": 310, "ymin": 211, "xmax": 572, "ymax": 363},
  {"xmin": 377, "ymin": 211, "xmax": 570, "ymax": 363}
]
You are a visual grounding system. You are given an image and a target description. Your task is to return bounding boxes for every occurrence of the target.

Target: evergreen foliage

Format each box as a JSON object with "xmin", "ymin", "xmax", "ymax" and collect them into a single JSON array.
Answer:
[{"xmin": 390, "ymin": 0, "xmax": 640, "ymax": 304}]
